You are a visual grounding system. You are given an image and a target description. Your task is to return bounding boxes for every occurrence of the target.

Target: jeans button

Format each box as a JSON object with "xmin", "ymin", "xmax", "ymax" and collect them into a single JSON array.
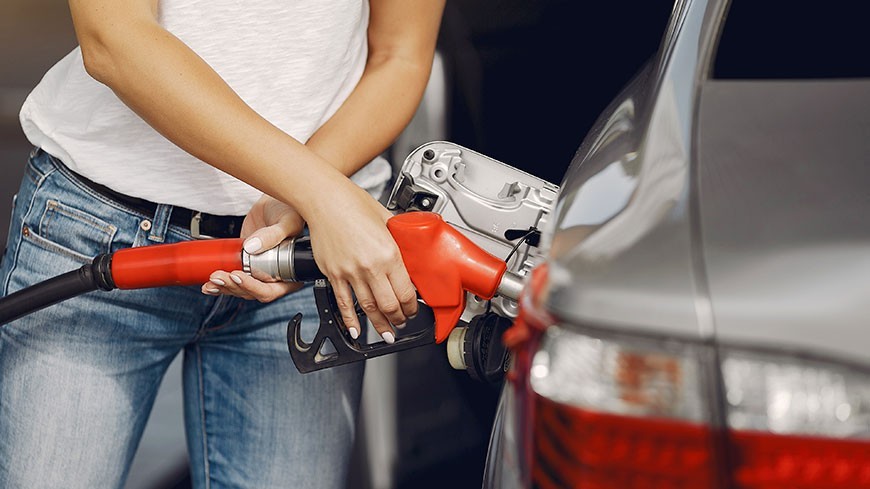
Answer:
[{"xmin": 140, "ymin": 220, "xmax": 152, "ymax": 232}]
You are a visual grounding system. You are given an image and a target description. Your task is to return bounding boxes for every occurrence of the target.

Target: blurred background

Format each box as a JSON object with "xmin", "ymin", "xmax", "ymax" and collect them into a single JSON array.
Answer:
[{"xmin": 0, "ymin": 1, "xmax": 672, "ymax": 488}]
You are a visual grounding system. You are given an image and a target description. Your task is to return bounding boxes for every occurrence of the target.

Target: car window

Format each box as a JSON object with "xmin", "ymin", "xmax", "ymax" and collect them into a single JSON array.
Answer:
[{"xmin": 713, "ymin": 0, "xmax": 870, "ymax": 79}]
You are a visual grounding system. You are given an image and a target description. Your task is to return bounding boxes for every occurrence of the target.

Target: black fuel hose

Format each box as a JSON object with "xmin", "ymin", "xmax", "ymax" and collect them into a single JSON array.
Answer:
[{"xmin": 0, "ymin": 254, "xmax": 114, "ymax": 325}]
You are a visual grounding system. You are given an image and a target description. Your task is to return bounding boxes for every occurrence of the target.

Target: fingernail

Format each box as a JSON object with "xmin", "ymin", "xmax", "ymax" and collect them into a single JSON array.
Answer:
[
  {"xmin": 394, "ymin": 322, "xmax": 406, "ymax": 329},
  {"xmin": 204, "ymin": 287, "xmax": 220, "ymax": 294},
  {"xmin": 382, "ymin": 332, "xmax": 395, "ymax": 344},
  {"xmin": 349, "ymin": 327, "xmax": 360, "ymax": 340},
  {"xmin": 408, "ymin": 313, "xmax": 418, "ymax": 320},
  {"xmin": 210, "ymin": 278, "xmax": 226, "ymax": 287},
  {"xmin": 229, "ymin": 274, "xmax": 243, "ymax": 285},
  {"xmin": 243, "ymin": 237, "xmax": 262, "ymax": 254}
]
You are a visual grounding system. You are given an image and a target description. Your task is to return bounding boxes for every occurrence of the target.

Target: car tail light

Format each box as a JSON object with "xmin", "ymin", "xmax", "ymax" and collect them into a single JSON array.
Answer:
[
  {"xmin": 529, "ymin": 326, "xmax": 724, "ymax": 489},
  {"xmin": 523, "ymin": 323, "xmax": 870, "ymax": 489},
  {"xmin": 722, "ymin": 350, "xmax": 870, "ymax": 488}
]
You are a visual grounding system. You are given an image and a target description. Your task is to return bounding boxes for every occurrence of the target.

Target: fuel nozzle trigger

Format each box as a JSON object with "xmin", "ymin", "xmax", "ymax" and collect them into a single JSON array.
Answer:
[{"xmin": 287, "ymin": 279, "xmax": 435, "ymax": 373}]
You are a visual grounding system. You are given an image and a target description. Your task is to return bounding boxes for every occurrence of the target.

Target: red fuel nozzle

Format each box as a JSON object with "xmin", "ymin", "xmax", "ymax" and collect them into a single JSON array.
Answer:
[
  {"xmin": 111, "ymin": 238, "xmax": 244, "ymax": 289},
  {"xmin": 387, "ymin": 212, "xmax": 507, "ymax": 343},
  {"xmin": 108, "ymin": 212, "xmax": 507, "ymax": 344}
]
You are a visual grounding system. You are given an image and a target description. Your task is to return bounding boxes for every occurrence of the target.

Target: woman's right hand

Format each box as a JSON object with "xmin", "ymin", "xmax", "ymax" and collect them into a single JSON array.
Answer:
[{"xmin": 304, "ymin": 183, "xmax": 418, "ymax": 344}]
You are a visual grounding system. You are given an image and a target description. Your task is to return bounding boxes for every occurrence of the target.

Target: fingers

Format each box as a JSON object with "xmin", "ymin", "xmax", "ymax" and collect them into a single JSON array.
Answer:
[
  {"xmin": 240, "ymin": 195, "xmax": 305, "ymax": 251},
  {"xmin": 331, "ymin": 279, "xmax": 363, "ymax": 340},
  {"xmin": 267, "ymin": 192, "xmax": 414, "ymax": 343},
  {"xmin": 243, "ymin": 220, "xmax": 299, "ymax": 256},
  {"xmin": 350, "ymin": 279, "xmax": 397, "ymax": 343},
  {"xmin": 366, "ymin": 274, "xmax": 410, "ymax": 330},
  {"xmin": 320, "ymin": 241, "xmax": 415, "ymax": 341},
  {"xmin": 202, "ymin": 270, "xmax": 303, "ymax": 302},
  {"xmin": 388, "ymin": 270, "xmax": 418, "ymax": 322},
  {"xmin": 202, "ymin": 269, "xmax": 409, "ymax": 346},
  {"xmin": 333, "ymin": 278, "xmax": 407, "ymax": 343}
]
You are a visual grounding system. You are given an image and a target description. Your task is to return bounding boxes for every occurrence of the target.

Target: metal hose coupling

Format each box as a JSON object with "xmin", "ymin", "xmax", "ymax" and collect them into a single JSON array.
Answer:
[
  {"xmin": 496, "ymin": 271, "xmax": 524, "ymax": 302},
  {"xmin": 242, "ymin": 236, "xmax": 324, "ymax": 283}
]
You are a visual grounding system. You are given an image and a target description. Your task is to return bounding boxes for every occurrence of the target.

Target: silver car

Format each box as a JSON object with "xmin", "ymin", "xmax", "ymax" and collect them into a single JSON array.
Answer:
[{"xmin": 483, "ymin": 0, "xmax": 870, "ymax": 487}]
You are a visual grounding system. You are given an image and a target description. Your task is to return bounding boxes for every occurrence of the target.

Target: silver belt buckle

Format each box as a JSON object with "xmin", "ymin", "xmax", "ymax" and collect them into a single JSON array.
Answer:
[{"xmin": 190, "ymin": 212, "xmax": 215, "ymax": 239}]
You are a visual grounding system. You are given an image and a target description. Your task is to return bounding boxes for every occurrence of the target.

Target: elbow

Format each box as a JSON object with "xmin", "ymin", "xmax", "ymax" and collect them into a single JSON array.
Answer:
[
  {"xmin": 69, "ymin": 0, "xmax": 161, "ymax": 86},
  {"xmin": 69, "ymin": 0, "xmax": 158, "ymax": 86},
  {"xmin": 79, "ymin": 34, "xmax": 118, "ymax": 85}
]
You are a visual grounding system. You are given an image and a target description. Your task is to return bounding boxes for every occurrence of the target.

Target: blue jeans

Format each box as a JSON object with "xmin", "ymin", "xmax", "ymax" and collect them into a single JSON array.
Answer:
[{"xmin": 0, "ymin": 149, "xmax": 364, "ymax": 489}]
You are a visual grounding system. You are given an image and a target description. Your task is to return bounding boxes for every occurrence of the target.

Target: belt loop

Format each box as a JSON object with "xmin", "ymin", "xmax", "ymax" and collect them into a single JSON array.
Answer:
[{"xmin": 148, "ymin": 204, "xmax": 173, "ymax": 243}]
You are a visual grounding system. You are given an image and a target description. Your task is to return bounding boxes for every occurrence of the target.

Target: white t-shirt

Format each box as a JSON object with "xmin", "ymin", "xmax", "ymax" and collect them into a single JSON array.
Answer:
[{"xmin": 19, "ymin": 0, "xmax": 391, "ymax": 216}]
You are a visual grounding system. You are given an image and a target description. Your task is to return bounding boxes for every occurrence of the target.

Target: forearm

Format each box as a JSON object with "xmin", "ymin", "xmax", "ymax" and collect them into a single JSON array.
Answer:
[
  {"xmin": 306, "ymin": 54, "xmax": 434, "ymax": 176},
  {"xmin": 305, "ymin": 0, "xmax": 445, "ymax": 176},
  {"xmin": 75, "ymin": 16, "xmax": 342, "ymax": 218}
]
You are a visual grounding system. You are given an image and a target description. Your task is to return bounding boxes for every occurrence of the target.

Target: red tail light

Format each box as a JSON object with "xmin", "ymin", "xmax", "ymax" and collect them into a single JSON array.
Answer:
[
  {"xmin": 534, "ymin": 398, "xmax": 718, "ymax": 489},
  {"xmin": 730, "ymin": 431, "xmax": 870, "ymax": 488},
  {"xmin": 502, "ymin": 277, "xmax": 870, "ymax": 489}
]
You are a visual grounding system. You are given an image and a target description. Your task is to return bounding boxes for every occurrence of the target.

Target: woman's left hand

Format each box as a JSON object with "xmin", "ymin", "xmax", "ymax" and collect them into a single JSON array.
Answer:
[{"xmin": 201, "ymin": 194, "xmax": 305, "ymax": 301}]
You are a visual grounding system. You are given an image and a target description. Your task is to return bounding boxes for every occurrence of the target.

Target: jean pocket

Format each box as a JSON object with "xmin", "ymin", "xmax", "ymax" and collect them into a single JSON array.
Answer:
[{"xmin": 24, "ymin": 199, "xmax": 118, "ymax": 264}]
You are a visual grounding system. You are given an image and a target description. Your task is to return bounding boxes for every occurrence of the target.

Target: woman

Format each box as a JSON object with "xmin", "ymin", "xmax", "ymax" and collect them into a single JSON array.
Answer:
[{"xmin": 0, "ymin": 0, "xmax": 445, "ymax": 487}]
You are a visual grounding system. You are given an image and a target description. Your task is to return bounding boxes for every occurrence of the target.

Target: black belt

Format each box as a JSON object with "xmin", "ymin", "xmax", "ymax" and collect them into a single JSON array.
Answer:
[{"xmin": 73, "ymin": 172, "xmax": 244, "ymax": 239}]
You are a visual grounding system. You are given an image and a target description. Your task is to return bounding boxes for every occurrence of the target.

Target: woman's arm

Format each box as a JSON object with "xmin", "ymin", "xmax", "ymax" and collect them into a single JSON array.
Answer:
[
  {"xmin": 302, "ymin": 0, "xmax": 445, "ymax": 335},
  {"xmin": 306, "ymin": 0, "xmax": 446, "ymax": 174},
  {"xmin": 207, "ymin": 0, "xmax": 446, "ymax": 327},
  {"xmin": 70, "ymin": 0, "xmax": 337, "ymax": 212},
  {"xmin": 68, "ymin": 0, "xmax": 442, "ymax": 338}
]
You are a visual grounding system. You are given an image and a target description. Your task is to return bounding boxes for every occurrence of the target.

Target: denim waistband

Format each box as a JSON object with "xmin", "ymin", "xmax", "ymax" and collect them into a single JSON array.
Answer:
[{"xmin": 34, "ymin": 148, "xmax": 244, "ymax": 239}]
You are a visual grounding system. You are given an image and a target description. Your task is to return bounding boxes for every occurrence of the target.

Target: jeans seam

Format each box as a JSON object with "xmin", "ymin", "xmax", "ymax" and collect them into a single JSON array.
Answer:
[
  {"xmin": 25, "ymin": 160, "xmax": 43, "ymax": 187},
  {"xmin": 202, "ymin": 302, "xmax": 244, "ymax": 333},
  {"xmin": 22, "ymin": 229, "xmax": 94, "ymax": 264},
  {"xmin": 198, "ymin": 296, "xmax": 226, "ymax": 335},
  {"xmin": 22, "ymin": 199, "xmax": 120, "ymax": 264},
  {"xmin": 44, "ymin": 199, "xmax": 118, "ymax": 236},
  {"xmin": 196, "ymin": 344, "xmax": 212, "ymax": 489},
  {"xmin": 2, "ymin": 164, "xmax": 52, "ymax": 296}
]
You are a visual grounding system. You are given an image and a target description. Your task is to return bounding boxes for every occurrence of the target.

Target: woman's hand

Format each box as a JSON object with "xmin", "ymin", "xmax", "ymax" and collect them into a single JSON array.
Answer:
[
  {"xmin": 203, "ymin": 186, "xmax": 419, "ymax": 345},
  {"xmin": 202, "ymin": 195, "xmax": 305, "ymax": 302},
  {"xmin": 304, "ymin": 183, "xmax": 418, "ymax": 344}
]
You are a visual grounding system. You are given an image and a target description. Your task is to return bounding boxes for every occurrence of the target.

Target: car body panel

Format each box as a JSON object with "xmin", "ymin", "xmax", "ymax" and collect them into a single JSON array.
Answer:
[
  {"xmin": 541, "ymin": 0, "xmax": 719, "ymax": 339},
  {"xmin": 538, "ymin": 0, "xmax": 870, "ymax": 367},
  {"xmin": 484, "ymin": 0, "xmax": 870, "ymax": 486},
  {"xmin": 697, "ymin": 79, "xmax": 870, "ymax": 364}
]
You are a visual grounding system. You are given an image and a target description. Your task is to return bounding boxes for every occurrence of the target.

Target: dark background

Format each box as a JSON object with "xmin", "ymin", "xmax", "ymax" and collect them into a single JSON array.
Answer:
[
  {"xmin": 439, "ymin": 1, "xmax": 673, "ymax": 187},
  {"xmin": 0, "ymin": 1, "xmax": 674, "ymax": 488}
]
